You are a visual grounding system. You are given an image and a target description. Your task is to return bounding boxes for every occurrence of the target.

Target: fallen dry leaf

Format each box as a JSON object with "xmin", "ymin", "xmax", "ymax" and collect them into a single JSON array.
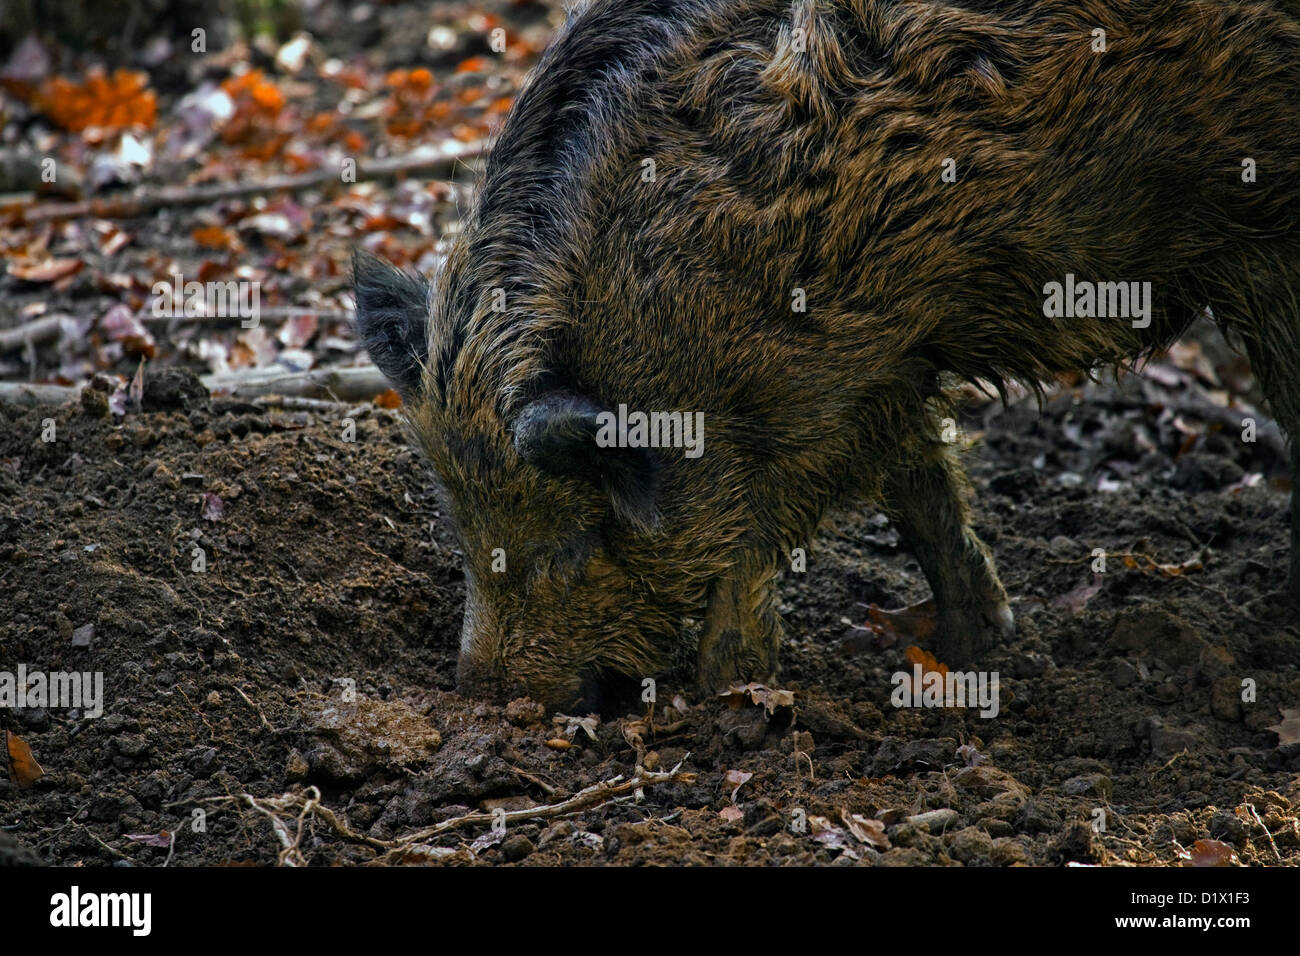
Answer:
[
  {"xmin": 841, "ymin": 809, "xmax": 891, "ymax": 850},
  {"xmin": 858, "ymin": 598, "xmax": 937, "ymax": 647},
  {"xmin": 200, "ymin": 492, "xmax": 225, "ymax": 522},
  {"xmin": 125, "ymin": 831, "xmax": 172, "ymax": 848},
  {"xmin": 9, "ymin": 257, "xmax": 83, "ymax": 283},
  {"xmin": 5, "ymin": 730, "xmax": 45, "ymax": 788},
  {"xmin": 100, "ymin": 304, "xmax": 157, "ymax": 359},
  {"xmin": 374, "ymin": 388, "xmax": 403, "ymax": 409},
  {"xmin": 1267, "ymin": 707, "xmax": 1300, "ymax": 749},
  {"xmin": 555, "ymin": 714, "xmax": 599, "ymax": 741},
  {"xmin": 718, "ymin": 682, "xmax": 795, "ymax": 717},
  {"xmin": 724, "ymin": 768, "xmax": 752, "ymax": 802},
  {"xmin": 1181, "ymin": 839, "xmax": 1241, "ymax": 867},
  {"xmin": 31, "ymin": 68, "xmax": 157, "ymax": 132},
  {"xmin": 808, "ymin": 815, "xmax": 860, "ymax": 859},
  {"xmin": 904, "ymin": 645, "xmax": 949, "ymax": 678},
  {"xmin": 719, "ymin": 805, "xmax": 744, "ymax": 823},
  {"xmin": 1053, "ymin": 575, "xmax": 1102, "ymax": 616}
]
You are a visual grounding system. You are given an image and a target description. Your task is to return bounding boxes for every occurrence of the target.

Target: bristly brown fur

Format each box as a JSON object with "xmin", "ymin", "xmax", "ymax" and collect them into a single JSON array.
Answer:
[{"xmin": 361, "ymin": 0, "xmax": 1300, "ymax": 708}]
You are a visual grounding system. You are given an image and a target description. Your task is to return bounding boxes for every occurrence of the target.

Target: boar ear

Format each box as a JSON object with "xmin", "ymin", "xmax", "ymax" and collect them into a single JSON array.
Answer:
[
  {"xmin": 352, "ymin": 249, "xmax": 430, "ymax": 395},
  {"xmin": 511, "ymin": 392, "xmax": 660, "ymax": 530}
]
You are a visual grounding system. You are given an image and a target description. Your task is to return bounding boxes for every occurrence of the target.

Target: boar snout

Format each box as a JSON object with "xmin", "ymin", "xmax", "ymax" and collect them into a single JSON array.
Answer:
[{"xmin": 455, "ymin": 625, "xmax": 588, "ymax": 711}]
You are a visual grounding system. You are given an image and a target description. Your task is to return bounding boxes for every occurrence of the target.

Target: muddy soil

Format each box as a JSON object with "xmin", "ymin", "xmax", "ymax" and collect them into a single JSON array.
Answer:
[{"xmin": 2, "ymin": 331, "xmax": 1299, "ymax": 866}]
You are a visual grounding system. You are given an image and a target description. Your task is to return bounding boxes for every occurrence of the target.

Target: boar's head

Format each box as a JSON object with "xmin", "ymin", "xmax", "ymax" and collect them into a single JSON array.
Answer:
[{"xmin": 353, "ymin": 250, "xmax": 695, "ymax": 711}]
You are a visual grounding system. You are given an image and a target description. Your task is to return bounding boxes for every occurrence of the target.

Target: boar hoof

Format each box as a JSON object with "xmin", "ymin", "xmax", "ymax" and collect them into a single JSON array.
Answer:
[
  {"xmin": 991, "ymin": 601, "xmax": 1015, "ymax": 638},
  {"xmin": 936, "ymin": 594, "xmax": 1014, "ymax": 664},
  {"xmin": 695, "ymin": 627, "xmax": 778, "ymax": 694}
]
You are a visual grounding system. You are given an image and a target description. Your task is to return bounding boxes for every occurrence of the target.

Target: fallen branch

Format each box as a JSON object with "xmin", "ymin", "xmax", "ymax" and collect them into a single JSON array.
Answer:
[
  {"xmin": 0, "ymin": 382, "xmax": 81, "ymax": 407},
  {"xmin": 202, "ymin": 758, "xmax": 696, "ymax": 865},
  {"xmin": 252, "ymin": 395, "xmax": 350, "ymax": 412},
  {"xmin": 12, "ymin": 142, "xmax": 487, "ymax": 224},
  {"xmin": 202, "ymin": 365, "xmax": 391, "ymax": 402},
  {"xmin": 0, "ymin": 365, "xmax": 394, "ymax": 407},
  {"xmin": 139, "ymin": 305, "xmax": 353, "ymax": 325},
  {"xmin": 0, "ymin": 314, "xmax": 65, "ymax": 351},
  {"xmin": 378, "ymin": 757, "xmax": 696, "ymax": 862}
]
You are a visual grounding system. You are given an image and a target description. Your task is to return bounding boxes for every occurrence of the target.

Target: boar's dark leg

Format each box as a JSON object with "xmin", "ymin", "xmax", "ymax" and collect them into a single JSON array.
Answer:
[
  {"xmin": 695, "ymin": 568, "xmax": 782, "ymax": 692},
  {"xmin": 882, "ymin": 444, "xmax": 1014, "ymax": 663},
  {"xmin": 1237, "ymin": 310, "xmax": 1300, "ymax": 605}
]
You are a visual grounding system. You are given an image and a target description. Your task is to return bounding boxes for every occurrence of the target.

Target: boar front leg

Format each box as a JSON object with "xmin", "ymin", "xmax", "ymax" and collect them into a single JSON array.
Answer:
[
  {"xmin": 882, "ymin": 442, "xmax": 1014, "ymax": 663},
  {"xmin": 695, "ymin": 567, "xmax": 782, "ymax": 692},
  {"xmin": 1236, "ymin": 301, "xmax": 1300, "ymax": 606}
]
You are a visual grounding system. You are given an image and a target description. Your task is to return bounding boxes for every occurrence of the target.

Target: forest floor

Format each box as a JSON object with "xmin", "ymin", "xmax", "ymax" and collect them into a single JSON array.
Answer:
[{"xmin": 1, "ymin": 0, "xmax": 1298, "ymax": 866}]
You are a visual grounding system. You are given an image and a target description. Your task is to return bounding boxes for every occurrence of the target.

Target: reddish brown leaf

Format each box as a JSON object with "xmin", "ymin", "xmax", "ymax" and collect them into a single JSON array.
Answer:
[
  {"xmin": 9, "ymin": 257, "xmax": 83, "ymax": 283},
  {"xmin": 864, "ymin": 599, "xmax": 937, "ymax": 644},
  {"xmin": 100, "ymin": 304, "xmax": 157, "ymax": 358},
  {"xmin": 841, "ymin": 809, "xmax": 891, "ymax": 850},
  {"xmin": 1183, "ymin": 839, "xmax": 1241, "ymax": 867},
  {"xmin": 5, "ymin": 730, "xmax": 44, "ymax": 788},
  {"xmin": 904, "ymin": 645, "xmax": 949, "ymax": 678}
]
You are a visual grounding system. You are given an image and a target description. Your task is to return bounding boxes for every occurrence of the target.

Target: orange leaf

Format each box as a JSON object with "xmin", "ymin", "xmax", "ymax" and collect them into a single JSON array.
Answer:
[
  {"xmin": 373, "ymin": 388, "xmax": 402, "ymax": 409},
  {"xmin": 6, "ymin": 730, "xmax": 45, "ymax": 788},
  {"xmin": 1184, "ymin": 839, "xmax": 1241, "ymax": 867},
  {"xmin": 864, "ymin": 599, "xmax": 937, "ymax": 646},
  {"xmin": 904, "ymin": 645, "xmax": 949, "ymax": 678},
  {"xmin": 33, "ymin": 68, "xmax": 156, "ymax": 132},
  {"xmin": 192, "ymin": 225, "xmax": 239, "ymax": 251}
]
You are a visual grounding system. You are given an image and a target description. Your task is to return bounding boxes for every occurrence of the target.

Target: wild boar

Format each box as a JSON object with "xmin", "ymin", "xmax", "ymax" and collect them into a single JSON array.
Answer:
[{"xmin": 356, "ymin": 0, "xmax": 1300, "ymax": 709}]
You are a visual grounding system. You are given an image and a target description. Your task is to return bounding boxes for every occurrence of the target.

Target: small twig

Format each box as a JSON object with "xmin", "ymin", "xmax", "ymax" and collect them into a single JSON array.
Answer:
[
  {"xmin": 240, "ymin": 793, "xmax": 307, "ymax": 867},
  {"xmin": 381, "ymin": 758, "xmax": 696, "ymax": 861},
  {"xmin": 509, "ymin": 765, "xmax": 561, "ymax": 798},
  {"xmin": 74, "ymin": 822, "xmax": 134, "ymax": 862},
  {"xmin": 1245, "ymin": 803, "xmax": 1282, "ymax": 861},
  {"xmin": 232, "ymin": 685, "xmax": 273, "ymax": 732},
  {"xmin": 199, "ymin": 760, "xmax": 696, "ymax": 864},
  {"xmin": 253, "ymin": 395, "xmax": 349, "ymax": 412}
]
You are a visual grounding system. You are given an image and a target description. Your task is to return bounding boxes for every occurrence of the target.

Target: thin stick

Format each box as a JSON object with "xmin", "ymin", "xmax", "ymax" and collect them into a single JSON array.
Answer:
[
  {"xmin": 0, "ymin": 364, "xmax": 394, "ymax": 407},
  {"xmin": 12, "ymin": 142, "xmax": 487, "ymax": 224},
  {"xmin": 200, "ymin": 757, "xmax": 696, "ymax": 864},
  {"xmin": 232, "ymin": 685, "xmax": 273, "ymax": 732},
  {"xmin": 382, "ymin": 758, "xmax": 696, "ymax": 860},
  {"xmin": 139, "ymin": 306, "xmax": 353, "ymax": 325},
  {"xmin": 1245, "ymin": 803, "xmax": 1282, "ymax": 862}
]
